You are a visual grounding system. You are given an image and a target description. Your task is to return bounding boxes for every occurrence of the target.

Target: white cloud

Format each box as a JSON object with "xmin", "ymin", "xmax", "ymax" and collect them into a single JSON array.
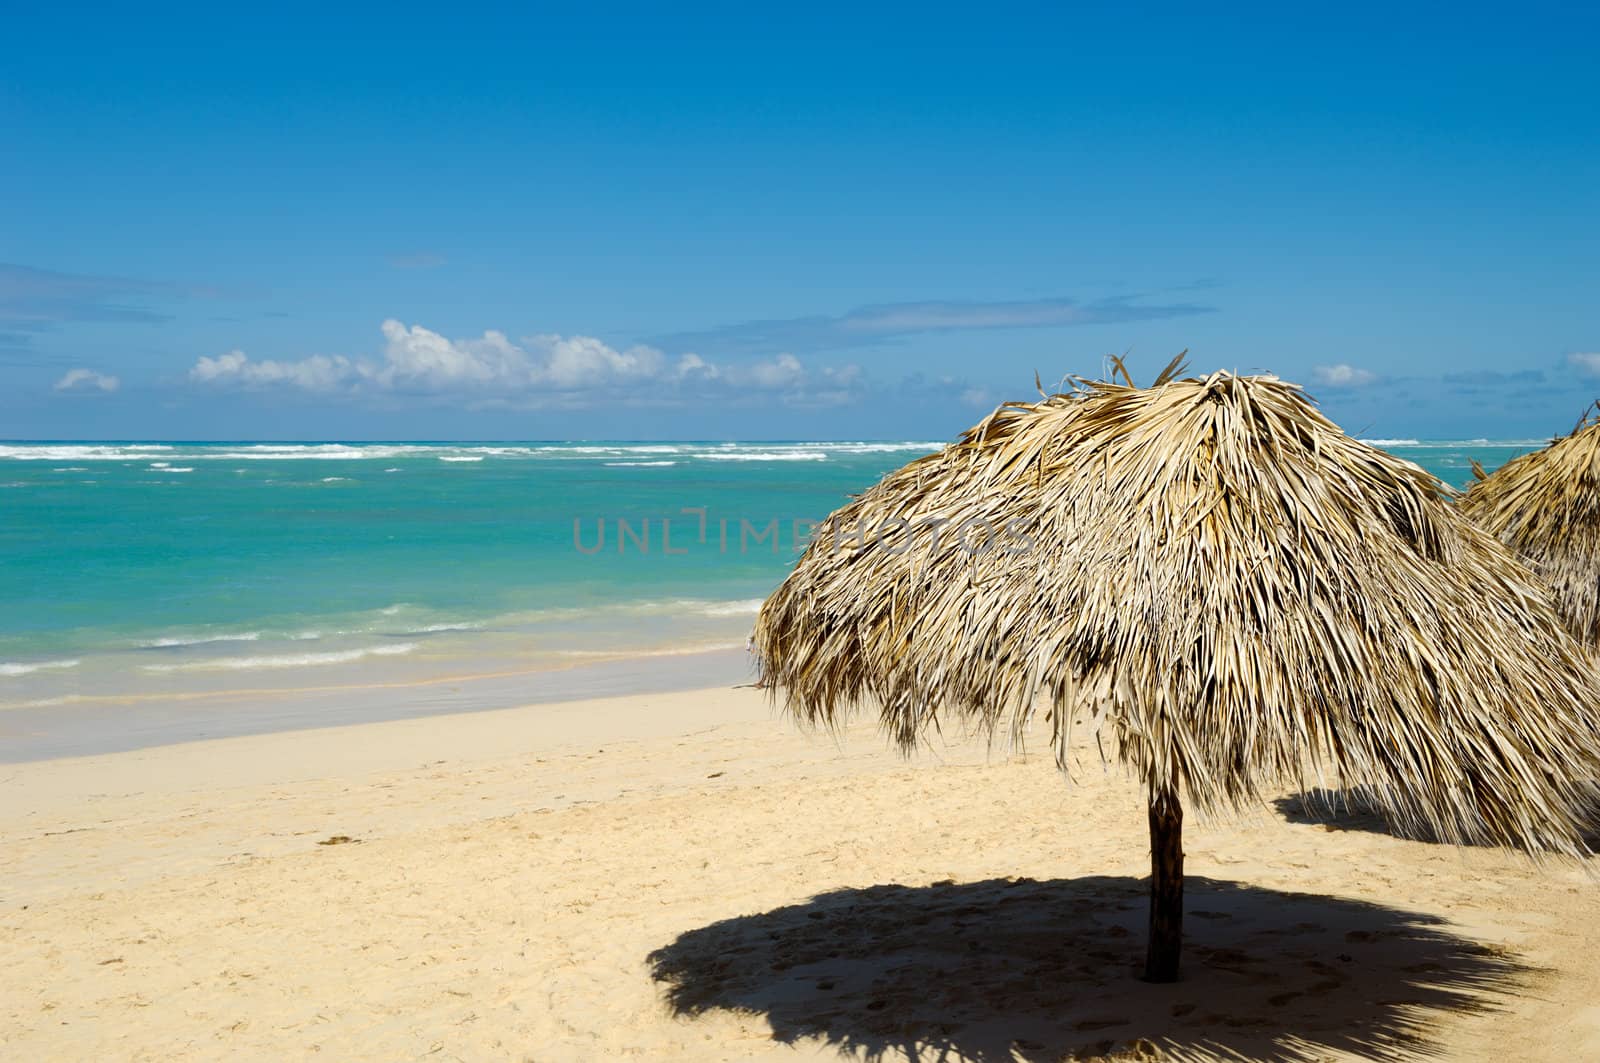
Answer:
[
  {"xmin": 524, "ymin": 331, "xmax": 668, "ymax": 389},
  {"xmin": 714, "ymin": 354, "xmax": 864, "ymax": 406},
  {"xmin": 191, "ymin": 350, "xmax": 360, "ymax": 391},
  {"xmin": 1311, "ymin": 363, "xmax": 1376, "ymax": 388},
  {"xmin": 192, "ymin": 322, "xmax": 677, "ymax": 395},
  {"xmin": 379, "ymin": 321, "xmax": 538, "ymax": 389},
  {"xmin": 1567, "ymin": 352, "xmax": 1600, "ymax": 376},
  {"xmin": 676, "ymin": 352, "xmax": 719, "ymax": 380},
  {"xmin": 54, "ymin": 367, "xmax": 120, "ymax": 393},
  {"xmin": 745, "ymin": 353, "xmax": 805, "ymax": 390},
  {"xmin": 190, "ymin": 320, "xmax": 865, "ymax": 408}
]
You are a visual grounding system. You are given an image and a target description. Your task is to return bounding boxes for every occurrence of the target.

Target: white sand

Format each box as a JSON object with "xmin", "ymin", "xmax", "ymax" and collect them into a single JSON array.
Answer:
[{"xmin": 3, "ymin": 685, "xmax": 1599, "ymax": 1061}]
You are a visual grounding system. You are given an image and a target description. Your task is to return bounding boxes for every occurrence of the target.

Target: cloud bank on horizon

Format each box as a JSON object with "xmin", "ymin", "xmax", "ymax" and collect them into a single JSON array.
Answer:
[
  {"xmin": 190, "ymin": 320, "xmax": 869, "ymax": 408},
  {"xmin": 6, "ymin": 257, "xmax": 1594, "ymax": 440},
  {"xmin": 181, "ymin": 292, "xmax": 1221, "ymax": 411}
]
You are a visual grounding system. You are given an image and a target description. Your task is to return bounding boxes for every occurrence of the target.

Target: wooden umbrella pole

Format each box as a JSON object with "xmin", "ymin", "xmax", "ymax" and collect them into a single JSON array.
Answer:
[{"xmin": 1144, "ymin": 785, "xmax": 1184, "ymax": 983}]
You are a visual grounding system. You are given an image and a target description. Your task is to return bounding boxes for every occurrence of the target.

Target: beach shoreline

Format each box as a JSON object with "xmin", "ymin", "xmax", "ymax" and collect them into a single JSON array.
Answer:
[{"xmin": 0, "ymin": 645, "xmax": 752, "ymax": 764}]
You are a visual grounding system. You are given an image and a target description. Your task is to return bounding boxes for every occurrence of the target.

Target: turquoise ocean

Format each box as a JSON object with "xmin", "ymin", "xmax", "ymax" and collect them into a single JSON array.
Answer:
[{"xmin": 0, "ymin": 438, "xmax": 1551, "ymax": 757}]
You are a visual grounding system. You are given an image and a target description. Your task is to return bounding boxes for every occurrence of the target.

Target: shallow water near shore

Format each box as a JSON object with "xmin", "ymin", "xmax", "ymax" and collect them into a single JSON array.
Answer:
[{"xmin": 0, "ymin": 437, "xmax": 1550, "ymax": 757}]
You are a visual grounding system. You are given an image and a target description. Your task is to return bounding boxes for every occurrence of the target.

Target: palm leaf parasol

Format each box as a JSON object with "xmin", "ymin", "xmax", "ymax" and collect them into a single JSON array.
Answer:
[
  {"xmin": 753, "ymin": 366, "xmax": 1600, "ymax": 982},
  {"xmin": 1462, "ymin": 404, "xmax": 1600, "ymax": 647}
]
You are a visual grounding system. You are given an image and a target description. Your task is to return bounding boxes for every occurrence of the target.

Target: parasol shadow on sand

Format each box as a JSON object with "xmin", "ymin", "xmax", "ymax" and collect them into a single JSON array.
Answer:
[
  {"xmin": 1274, "ymin": 787, "xmax": 1600, "ymax": 849},
  {"xmin": 1272, "ymin": 786, "xmax": 1436, "ymax": 840},
  {"xmin": 649, "ymin": 874, "xmax": 1533, "ymax": 1063}
]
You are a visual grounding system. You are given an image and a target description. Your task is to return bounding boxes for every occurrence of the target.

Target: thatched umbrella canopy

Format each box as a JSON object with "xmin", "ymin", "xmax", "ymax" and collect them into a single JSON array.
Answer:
[
  {"xmin": 1462, "ymin": 405, "xmax": 1600, "ymax": 648},
  {"xmin": 753, "ymin": 367, "xmax": 1600, "ymax": 982}
]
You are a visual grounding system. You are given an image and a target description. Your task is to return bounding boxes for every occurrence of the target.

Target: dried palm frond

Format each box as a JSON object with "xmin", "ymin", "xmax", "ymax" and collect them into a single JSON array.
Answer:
[
  {"xmin": 1462, "ymin": 406, "xmax": 1600, "ymax": 647},
  {"xmin": 755, "ymin": 371, "xmax": 1600, "ymax": 977}
]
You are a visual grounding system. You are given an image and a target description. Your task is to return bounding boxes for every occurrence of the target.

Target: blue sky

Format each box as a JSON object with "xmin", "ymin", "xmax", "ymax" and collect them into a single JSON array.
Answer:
[{"xmin": 3, "ymin": 3, "xmax": 1597, "ymax": 440}]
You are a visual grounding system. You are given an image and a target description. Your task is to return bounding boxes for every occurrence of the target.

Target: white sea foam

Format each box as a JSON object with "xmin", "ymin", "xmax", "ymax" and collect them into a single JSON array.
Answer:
[
  {"xmin": 408, "ymin": 622, "xmax": 483, "ymax": 634},
  {"xmin": 0, "ymin": 445, "xmax": 173, "ymax": 461},
  {"xmin": 553, "ymin": 641, "xmax": 745, "ymax": 659},
  {"xmin": 0, "ymin": 440, "xmax": 979, "ymax": 466},
  {"xmin": 140, "ymin": 632, "xmax": 262, "ymax": 649},
  {"xmin": 615, "ymin": 598, "xmax": 767, "ymax": 619},
  {"xmin": 793, "ymin": 442, "xmax": 944, "ymax": 453},
  {"xmin": 6, "ymin": 438, "xmax": 1542, "ymax": 477},
  {"xmin": 697, "ymin": 451, "xmax": 828, "ymax": 462},
  {"xmin": 216, "ymin": 444, "xmax": 430, "ymax": 461},
  {"xmin": 697, "ymin": 599, "xmax": 764, "ymax": 617},
  {"xmin": 141, "ymin": 643, "xmax": 418, "ymax": 673},
  {"xmin": 111, "ymin": 444, "xmax": 425, "ymax": 462},
  {"xmin": 0, "ymin": 695, "xmax": 77, "ymax": 710},
  {"xmin": 1359, "ymin": 438, "xmax": 1550, "ymax": 449},
  {"xmin": 321, "ymin": 476, "xmax": 352, "ymax": 482},
  {"xmin": 201, "ymin": 444, "xmax": 495, "ymax": 461},
  {"xmin": 0, "ymin": 658, "xmax": 82, "ymax": 678}
]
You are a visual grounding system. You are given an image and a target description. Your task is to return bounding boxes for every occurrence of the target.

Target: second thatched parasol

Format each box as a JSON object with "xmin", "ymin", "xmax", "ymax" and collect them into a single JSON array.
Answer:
[
  {"xmin": 1462, "ymin": 404, "xmax": 1600, "ymax": 648},
  {"xmin": 753, "ymin": 365, "xmax": 1600, "ymax": 982}
]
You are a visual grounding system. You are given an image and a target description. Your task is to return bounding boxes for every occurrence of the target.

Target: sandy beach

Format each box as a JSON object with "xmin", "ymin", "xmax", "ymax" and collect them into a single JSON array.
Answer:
[{"xmin": 4, "ymin": 684, "xmax": 1600, "ymax": 1062}]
